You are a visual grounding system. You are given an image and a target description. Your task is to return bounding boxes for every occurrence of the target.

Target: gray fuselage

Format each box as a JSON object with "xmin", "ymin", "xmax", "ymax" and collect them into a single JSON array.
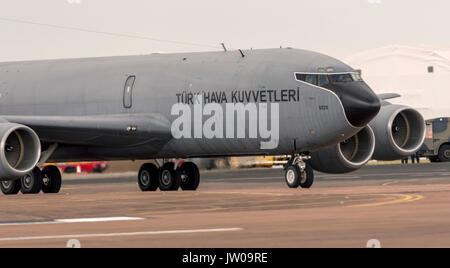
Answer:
[{"xmin": 0, "ymin": 48, "xmax": 380, "ymax": 161}]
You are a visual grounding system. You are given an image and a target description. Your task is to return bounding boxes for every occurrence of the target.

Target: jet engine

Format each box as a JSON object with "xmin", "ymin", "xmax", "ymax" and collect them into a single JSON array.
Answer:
[
  {"xmin": 369, "ymin": 104, "xmax": 425, "ymax": 161},
  {"xmin": 0, "ymin": 123, "xmax": 41, "ymax": 180},
  {"xmin": 308, "ymin": 126, "xmax": 375, "ymax": 174}
]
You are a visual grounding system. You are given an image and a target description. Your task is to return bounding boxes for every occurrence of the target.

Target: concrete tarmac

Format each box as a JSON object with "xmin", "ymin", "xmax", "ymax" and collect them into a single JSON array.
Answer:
[{"xmin": 1, "ymin": 163, "xmax": 450, "ymax": 248}]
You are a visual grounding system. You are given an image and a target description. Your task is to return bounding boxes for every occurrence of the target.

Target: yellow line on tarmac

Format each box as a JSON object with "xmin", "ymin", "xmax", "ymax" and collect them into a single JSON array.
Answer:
[
  {"xmin": 61, "ymin": 187, "xmax": 78, "ymax": 190},
  {"xmin": 350, "ymin": 194, "xmax": 423, "ymax": 208},
  {"xmin": 381, "ymin": 181, "xmax": 399, "ymax": 187},
  {"xmin": 201, "ymin": 191, "xmax": 295, "ymax": 197}
]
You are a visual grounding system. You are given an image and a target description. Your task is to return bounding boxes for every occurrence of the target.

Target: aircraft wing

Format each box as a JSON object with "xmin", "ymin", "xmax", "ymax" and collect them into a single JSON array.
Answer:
[{"xmin": 1, "ymin": 114, "xmax": 172, "ymax": 147}]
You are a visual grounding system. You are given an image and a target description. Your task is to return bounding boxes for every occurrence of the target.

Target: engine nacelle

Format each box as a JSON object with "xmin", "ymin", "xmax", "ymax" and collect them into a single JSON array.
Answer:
[
  {"xmin": 0, "ymin": 123, "xmax": 41, "ymax": 180},
  {"xmin": 369, "ymin": 105, "xmax": 425, "ymax": 161},
  {"xmin": 308, "ymin": 126, "xmax": 375, "ymax": 174}
]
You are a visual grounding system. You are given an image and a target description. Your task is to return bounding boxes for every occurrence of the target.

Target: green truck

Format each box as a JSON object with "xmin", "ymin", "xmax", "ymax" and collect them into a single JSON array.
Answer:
[{"xmin": 421, "ymin": 118, "xmax": 450, "ymax": 162}]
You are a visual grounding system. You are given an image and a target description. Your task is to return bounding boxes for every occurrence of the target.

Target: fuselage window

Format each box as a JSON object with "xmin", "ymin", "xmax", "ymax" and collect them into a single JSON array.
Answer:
[{"xmin": 123, "ymin": 75, "xmax": 136, "ymax": 109}]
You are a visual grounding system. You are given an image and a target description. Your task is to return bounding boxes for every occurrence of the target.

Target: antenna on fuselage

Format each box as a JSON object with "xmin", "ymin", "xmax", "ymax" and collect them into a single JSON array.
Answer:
[
  {"xmin": 238, "ymin": 49, "xmax": 245, "ymax": 58},
  {"xmin": 221, "ymin": 43, "xmax": 228, "ymax": 52}
]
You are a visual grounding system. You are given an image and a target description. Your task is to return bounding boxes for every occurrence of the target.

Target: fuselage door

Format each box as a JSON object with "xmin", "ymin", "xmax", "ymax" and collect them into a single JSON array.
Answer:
[{"xmin": 123, "ymin": 75, "xmax": 136, "ymax": 109}]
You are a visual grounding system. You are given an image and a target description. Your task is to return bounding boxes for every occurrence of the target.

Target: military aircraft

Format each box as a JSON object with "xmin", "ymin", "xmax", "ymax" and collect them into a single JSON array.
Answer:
[{"xmin": 0, "ymin": 48, "xmax": 425, "ymax": 195}]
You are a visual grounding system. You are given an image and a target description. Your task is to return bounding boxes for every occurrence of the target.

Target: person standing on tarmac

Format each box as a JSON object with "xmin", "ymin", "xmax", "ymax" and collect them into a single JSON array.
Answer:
[{"xmin": 410, "ymin": 153, "xmax": 421, "ymax": 164}]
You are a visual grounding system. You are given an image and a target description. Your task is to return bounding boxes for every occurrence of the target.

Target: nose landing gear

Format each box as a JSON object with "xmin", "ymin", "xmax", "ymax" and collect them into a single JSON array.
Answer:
[{"xmin": 284, "ymin": 154, "xmax": 314, "ymax": 189}]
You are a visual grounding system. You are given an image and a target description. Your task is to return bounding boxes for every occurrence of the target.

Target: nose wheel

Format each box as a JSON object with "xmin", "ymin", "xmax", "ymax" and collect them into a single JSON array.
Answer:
[{"xmin": 284, "ymin": 154, "xmax": 314, "ymax": 189}]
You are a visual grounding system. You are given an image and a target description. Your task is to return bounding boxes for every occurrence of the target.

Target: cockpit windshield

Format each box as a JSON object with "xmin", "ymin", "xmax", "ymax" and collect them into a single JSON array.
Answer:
[
  {"xmin": 350, "ymin": 73, "xmax": 363, "ymax": 81},
  {"xmin": 295, "ymin": 72, "xmax": 363, "ymax": 87},
  {"xmin": 331, "ymin": 74, "xmax": 353, "ymax": 83}
]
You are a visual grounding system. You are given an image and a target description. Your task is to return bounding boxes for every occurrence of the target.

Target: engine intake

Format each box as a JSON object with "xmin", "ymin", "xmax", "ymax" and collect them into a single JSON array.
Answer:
[
  {"xmin": 369, "ymin": 105, "xmax": 425, "ymax": 161},
  {"xmin": 0, "ymin": 123, "xmax": 41, "ymax": 180},
  {"xmin": 309, "ymin": 126, "xmax": 375, "ymax": 174}
]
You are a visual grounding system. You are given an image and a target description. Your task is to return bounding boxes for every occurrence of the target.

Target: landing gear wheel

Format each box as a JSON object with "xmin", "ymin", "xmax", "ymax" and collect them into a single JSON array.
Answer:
[
  {"xmin": 180, "ymin": 162, "xmax": 200, "ymax": 191},
  {"xmin": 285, "ymin": 165, "xmax": 301, "ymax": 188},
  {"xmin": 42, "ymin": 166, "xmax": 62, "ymax": 194},
  {"xmin": 438, "ymin": 144, "xmax": 450, "ymax": 162},
  {"xmin": 300, "ymin": 164, "xmax": 314, "ymax": 189},
  {"xmin": 1, "ymin": 180, "xmax": 21, "ymax": 195},
  {"xmin": 138, "ymin": 163, "xmax": 159, "ymax": 192},
  {"xmin": 20, "ymin": 167, "xmax": 43, "ymax": 194},
  {"xmin": 159, "ymin": 162, "xmax": 181, "ymax": 191}
]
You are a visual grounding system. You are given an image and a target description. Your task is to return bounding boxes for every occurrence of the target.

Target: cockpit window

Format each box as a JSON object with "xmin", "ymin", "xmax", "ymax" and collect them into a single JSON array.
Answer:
[
  {"xmin": 350, "ymin": 73, "xmax": 363, "ymax": 82},
  {"xmin": 295, "ymin": 74, "xmax": 306, "ymax": 82},
  {"xmin": 295, "ymin": 72, "xmax": 362, "ymax": 87},
  {"xmin": 305, "ymin": 74, "xmax": 317, "ymax": 85},
  {"xmin": 331, "ymin": 74, "xmax": 353, "ymax": 83},
  {"xmin": 318, "ymin": 75, "xmax": 329, "ymax": 87}
]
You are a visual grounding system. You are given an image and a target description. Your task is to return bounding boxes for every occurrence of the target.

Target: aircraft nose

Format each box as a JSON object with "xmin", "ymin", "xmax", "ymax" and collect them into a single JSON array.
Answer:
[{"xmin": 331, "ymin": 82, "xmax": 381, "ymax": 128}]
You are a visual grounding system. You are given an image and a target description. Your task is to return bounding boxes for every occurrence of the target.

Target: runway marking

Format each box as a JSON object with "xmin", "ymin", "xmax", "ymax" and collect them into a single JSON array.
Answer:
[
  {"xmin": 55, "ymin": 217, "xmax": 144, "ymax": 223},
  {"xmin": 381, "ymin": 181, "xmax": 399, "ymax": 187},
  {"xmin": 318, "ymin": 175, "xmax": 361, "ymax": 180},
  {"xmin": 0, "ymin": 217, "xmax": 144, "ymax": 227},
  {"xmin": 382, "ymin": 179, "xmax": 422, "ymax": 186},
  {"xmin": 133, "ymin": 196, "xmax": 404, "ymax": 216},
  {"xmin": 201, "ymin": 191, "xmax": 294, "ymax": 197},
  {"xmin": 209, "ymin": 176, "xmax": 281, "ymax": 182},
  {"xmin": 351, "ymin": 194, "xmax": 423, "ymax": 208},
  {"xmin": 0, "ymin": 228, "xmax": 243, "ymax": 242}
]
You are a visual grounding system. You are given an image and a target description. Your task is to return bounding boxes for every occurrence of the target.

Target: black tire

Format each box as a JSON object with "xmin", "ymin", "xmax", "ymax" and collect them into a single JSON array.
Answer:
[
  {"xmin": 300, "ymin": 164, "xmax": 314, "ymax": 189},
  {"xmin": 138, "ymin": 163, "xmax": 159, "ymax": 191},
  {"xmin": 159, "ymin": 162, "xmax": 181, "ymax": 191},
  {"xmin": 438, "ymin": 144, "xmax": 450, "ymax": 162},
  {"xmin": 21, "ymin": 167, "xmax": 43, "ymax": 194},
  {"xmin": 429, "ymin": 157, "xmax": 440, "ymax": 163},
  {"xmin": 180, "ymin": 162, "xmax": 200, "ymax": 191},
  {"xmin": 285, "ymin": 165, "xmax": 301, "ymax": 188},
  {"xmin": 1, "ymin": 180, "xmax": 21, "ymax": 195},
  {"xmin": 42, "ymin": 166, "xmax": 62, "ymax": 194}
]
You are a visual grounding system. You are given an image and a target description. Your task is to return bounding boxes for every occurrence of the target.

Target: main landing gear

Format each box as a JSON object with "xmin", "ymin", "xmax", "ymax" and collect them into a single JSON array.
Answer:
[
  {"xmin": 138, "ymin": 161, "xmax": 200, "ymax": 192},
  {"xmin": 284, "ymin": 154, "xmax": 314, "ymax": 189},
  {"xmin": 1, "ymin": 165, "xmax": 62, "ymax": 195}
]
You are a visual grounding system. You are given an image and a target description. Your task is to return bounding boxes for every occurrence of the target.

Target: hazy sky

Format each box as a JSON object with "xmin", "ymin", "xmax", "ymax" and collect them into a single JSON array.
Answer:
[{"xmin": 1, "ymin": 0, "xmax": 449, "ymax": 61}]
